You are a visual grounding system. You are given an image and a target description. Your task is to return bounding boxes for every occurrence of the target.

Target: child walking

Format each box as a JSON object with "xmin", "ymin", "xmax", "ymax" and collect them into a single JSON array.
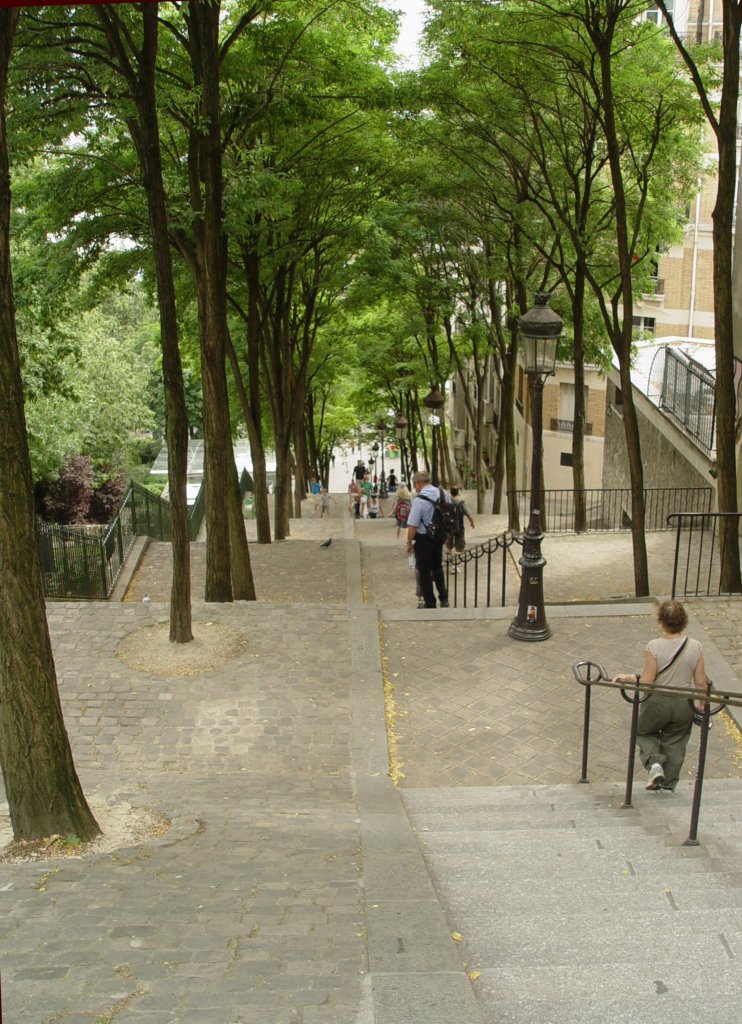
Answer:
[{"xmin": 319, "ymin": 488, "xmax": 336, "ymax": 518}]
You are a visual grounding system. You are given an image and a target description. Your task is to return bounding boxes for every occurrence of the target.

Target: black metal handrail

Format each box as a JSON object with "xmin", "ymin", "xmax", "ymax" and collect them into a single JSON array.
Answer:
[
  {"xmin": 37, "ymin": 519, "xmax": 111, "ymax": 600},
  {"xmin": 445, "ymin": 530, "xmax": 521, "ymax": 608},
  {"xmin": 572, "ymin": 660, "xmax": 740, "ymax": 845},
  {"xmin": 38, "ymin": 469, "xmax": 254, "ymax": 600},
  {"xmin": 507, "ymin": 486, "xmax": 713, "ymax": 534},
  {"xmin": 668, "ymin": 511, "xmax": 742, "ymax": 598}
]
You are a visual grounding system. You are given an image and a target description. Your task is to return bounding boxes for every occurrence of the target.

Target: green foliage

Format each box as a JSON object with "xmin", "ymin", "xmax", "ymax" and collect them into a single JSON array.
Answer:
[{"xmin": 19, "ymin": 282, "xmax": 158, "ymax": 481}]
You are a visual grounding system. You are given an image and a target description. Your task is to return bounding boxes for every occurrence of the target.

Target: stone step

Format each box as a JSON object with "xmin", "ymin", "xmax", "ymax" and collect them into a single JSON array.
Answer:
[
  {"xmin": 414, "ymin": 857, "xmax": 742, "ymax": 917},
  {"xmin": 402, "ymin": 778, "xmax": 742, "ymax": 812},
  {"xmin": 443, "ymin": 907, "xmax": 742, "ymax": 970},
  {"xmin": 470, "ymin": 960, "xmax": 742, "ymax": 1024}
]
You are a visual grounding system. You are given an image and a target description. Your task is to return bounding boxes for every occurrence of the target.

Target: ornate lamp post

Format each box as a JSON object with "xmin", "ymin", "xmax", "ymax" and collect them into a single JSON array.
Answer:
[
  {"xmin": 508, "ymin": 293, "xmax": 562, "ymax": 642},
  {"xmin": 370, "ymin": 441, "xmax": 379, "ymax": 483},
  {"xmin": 422, "ymin": 386, "xmax": 445, "ymax": 486},
  {"xmin": 375, "ymin": 419, "xmax": 388, "ymax": 496},
  {"xmin": 394, "ymin": 411, "xmax": 409, "ymax": 485}
]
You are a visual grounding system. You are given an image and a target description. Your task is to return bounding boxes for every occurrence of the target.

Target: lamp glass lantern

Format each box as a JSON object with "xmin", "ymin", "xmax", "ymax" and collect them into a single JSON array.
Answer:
[{"xmin": 423, "ymin": 388, "xmax": 445, "ymax": 485}]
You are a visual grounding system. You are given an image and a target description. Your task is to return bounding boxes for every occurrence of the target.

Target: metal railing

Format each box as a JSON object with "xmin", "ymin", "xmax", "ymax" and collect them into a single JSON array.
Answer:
[
  {"xmin": 572, "ymin": 660, "xmax": 740, "ymax": 845},
  {"xmin": 38, "ymin": 469, "xmax": 253, "ymax": 600},
  {"xmin": 660, "ymin": 348, "xmax": 716, "ymax": 456},
  {"xmin": 37, "ymin": 520, "xmax": 112, "ymax": 600},
  {"xmin": 549, "ymin": 418, "xmax": 593, "ymax": 434},
  {"xmin": 669, "ymin": 511, "xmax": 742, "ymax": 598},
  {"xmin": 507, "ymin": 486, "xmax": 713, "ymax": 534},
  {"xmin": 445, "ymin": 530, "xmax": 521, "ymax": 609}
]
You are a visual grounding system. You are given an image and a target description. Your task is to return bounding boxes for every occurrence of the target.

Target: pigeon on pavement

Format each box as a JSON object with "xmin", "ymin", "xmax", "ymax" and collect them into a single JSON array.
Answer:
[{"xmin": 320, "ymin": 538, "xmax": 332, "ymax": 548}]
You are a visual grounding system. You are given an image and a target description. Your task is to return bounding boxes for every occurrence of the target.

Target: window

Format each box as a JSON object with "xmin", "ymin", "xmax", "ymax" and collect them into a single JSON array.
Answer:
[
  {"xmin": 559, "ymin": 383, "xmax": 589, "ymax": 423},
  {"xmin": 632, "ymin": 315, "xmax": 656, "ymax": 336},
  {"xmin": 645, "ymin": 1, "xmax": 673, "ymax": 25}
]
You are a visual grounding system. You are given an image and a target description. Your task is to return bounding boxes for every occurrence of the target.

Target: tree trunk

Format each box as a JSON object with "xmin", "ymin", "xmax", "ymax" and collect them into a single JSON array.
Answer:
[
  {"xmin": 273, "ymin": 443, "xmax": 293, "ymax": 539},
  {"xmin": 712, "ymin": 3, "xmax": 742, "ymax": 591},
  {"xmin": 0, "ymin": 10, "xmax": 100, "ymax": 842},
  {"xmin": 227, "ymin": 463, "xmax": 255, "ymax": 599},
  {"xmin": 572, "ymin": 262, "xmax": 587, "ymax": 534},
  {"xmin": 187, "ymin": 1, "xmax": 253, "ymax": 599},
  {"xmin": 244, "ymin": 249, "xmax": 271, "ymax": 543},
  {"xmin": 106, "ymin": 4, "xmax": 193, "ymax": 640},
  {"xmin": 597, "ymin": 30, "xmax": 649, "ymax": 596},
  {"xmin": 226, "ymin": 326, "xmax": 271, "ymax": 545}
]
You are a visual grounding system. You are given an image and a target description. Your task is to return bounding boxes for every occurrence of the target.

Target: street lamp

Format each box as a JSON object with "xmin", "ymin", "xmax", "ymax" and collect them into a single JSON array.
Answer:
[
  {"xmin": 508, "ymin": 293, "xmax": 562, "ymax": 642},
  {"xmin": 375, "ymin": 419, "xmax": 388, "ymax": 497},
  {"xmin": 394, "ymin": 411, "xmax": 409, "ymax": 485},
  {"xmin": 371, "ymin": 440, "xmax": 380, "ymax": 484},
  {"xmin": 423, "ymin": 387, "xmax": 445, "ymax": 486}
]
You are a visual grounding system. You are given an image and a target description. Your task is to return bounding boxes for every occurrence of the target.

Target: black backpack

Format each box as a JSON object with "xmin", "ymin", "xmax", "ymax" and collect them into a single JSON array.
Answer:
[{"xmin": 418, "ymin": 489, "xmax": 457, "ymax": 543}]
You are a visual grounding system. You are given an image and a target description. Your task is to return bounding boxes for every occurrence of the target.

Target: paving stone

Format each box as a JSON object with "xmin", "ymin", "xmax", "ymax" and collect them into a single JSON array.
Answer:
[{"xmin": 4, "ymin": 514, "xmax": 742, "ymax": 1024}]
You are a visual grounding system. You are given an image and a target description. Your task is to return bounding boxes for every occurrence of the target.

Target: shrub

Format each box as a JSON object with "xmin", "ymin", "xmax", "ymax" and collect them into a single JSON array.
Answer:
[
  {"xmin": 88, "ymin": 471, "xmax": 127, "ymax": 524},
  {"xmin": 43, "ymin": 455, "xmax": 94, "ymax": 524}
]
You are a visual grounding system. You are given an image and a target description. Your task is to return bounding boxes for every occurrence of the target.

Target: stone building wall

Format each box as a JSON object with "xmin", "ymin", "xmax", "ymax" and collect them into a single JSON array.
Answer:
[{"xmin": 602, "ymin": 375, "xmax": 715, "ymax": 503}]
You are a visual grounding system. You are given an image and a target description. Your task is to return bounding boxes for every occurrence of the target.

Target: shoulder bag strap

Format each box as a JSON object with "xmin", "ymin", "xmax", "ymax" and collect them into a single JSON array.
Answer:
[{"xmin": 655, "ymin": 637, "xmax": 689, "ymax": 679}]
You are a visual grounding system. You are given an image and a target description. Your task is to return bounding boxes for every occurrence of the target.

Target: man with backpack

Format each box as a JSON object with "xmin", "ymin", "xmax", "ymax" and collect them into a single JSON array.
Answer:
[{"xmin": 406, "ymin": 470, "xmax": 455, "ymax": 609}]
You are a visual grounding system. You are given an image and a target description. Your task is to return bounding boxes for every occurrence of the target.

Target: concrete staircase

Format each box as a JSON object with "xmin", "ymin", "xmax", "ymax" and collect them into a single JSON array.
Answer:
[{"xmin": 403, "ymin": 780, "xmax": 742, "ymax": 1024}]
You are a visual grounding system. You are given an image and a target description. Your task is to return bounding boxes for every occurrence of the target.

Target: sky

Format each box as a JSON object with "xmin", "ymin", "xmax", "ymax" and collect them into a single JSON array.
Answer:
[{"xmin": 385, "ymin": 0, "xmax": 427, "ymax": 66}]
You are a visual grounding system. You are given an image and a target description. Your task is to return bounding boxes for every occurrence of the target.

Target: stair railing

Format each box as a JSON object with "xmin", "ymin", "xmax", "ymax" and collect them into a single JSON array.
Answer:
[
  {"xmin": 444, "ymin": 530, "xmax": 521, "ymax": 608},
  {"xmin": 571, "ymin": 661, "xmax": 742, "ymax": 846}
]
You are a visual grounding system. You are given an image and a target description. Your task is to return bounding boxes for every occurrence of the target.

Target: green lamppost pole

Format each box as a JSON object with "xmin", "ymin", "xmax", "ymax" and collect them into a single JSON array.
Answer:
[
  {"xmin": 394, "ymin": 411, "xmax": 409, "ymax": 485},
  {"xmin": 508, "ymin": 293, "xmax": 563, "ymax": 642},
  {"xmin": 423, "ymin": 387, "xmax": 445, "ymax": 486}
]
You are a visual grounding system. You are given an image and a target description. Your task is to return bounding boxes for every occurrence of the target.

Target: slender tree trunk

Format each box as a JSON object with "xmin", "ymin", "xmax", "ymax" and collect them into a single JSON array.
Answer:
[
  {"xmin": 244, "ymin": 249, "xmax": 271, "ymax": 543},
  {"xmin": 597, "ymin": 33, "xmax": 649, "ymax": 596},
  {"xmin": 572, "ymin": 263, "xmax": 587, "ymax": 533},
  {"xmin": 227, "ymin": 466, "xmax": 255, "ymax": 599},
  {"xmin": 187, "ymin": 1, "xmax": 253, "ymax": 599},
  {"xmin": 226, "ymin": 327, "xmax": 270, "ymax": 546},
  {"xmin": 0, "ymin": 11, "xmax": 100, "ymax": 842},
  {"xmin": 712, "ymin": 3, "xmax": 741, "ymax": 591},
  {"xmin": 273, "ymin": 442, "xmax": 293, "ymax": 539},
  {"xmin": 106, "ymin": 4, "xmax": 193, "ymax": 640}
]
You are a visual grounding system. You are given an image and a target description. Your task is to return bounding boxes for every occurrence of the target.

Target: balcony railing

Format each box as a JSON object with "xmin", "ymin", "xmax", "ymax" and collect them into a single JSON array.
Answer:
[{"xmin": 550, "ymin": 419, "xmax": 593, "ymax": 434}]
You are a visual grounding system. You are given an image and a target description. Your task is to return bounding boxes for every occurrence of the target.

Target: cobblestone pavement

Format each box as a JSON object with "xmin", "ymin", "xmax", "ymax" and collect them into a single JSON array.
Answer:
[
  {"xmin": 4, "ymin": 491, "xmax": 742, "ymax": 1024},
  {"xmin": 1, "ymin": 603, "xmax": 368, "ymax": 1024},
  {"xmin": 382, "ymin": 613, "xmax": 742, "ymax": 789},
  {"xmin": 124, "ymin": 537, "xmax": 350, "ymax": 606}
]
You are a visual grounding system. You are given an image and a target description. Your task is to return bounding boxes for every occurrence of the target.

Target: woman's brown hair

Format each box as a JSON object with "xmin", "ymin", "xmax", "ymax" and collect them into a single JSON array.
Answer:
[{"xmin": 657, "ymin": 599, "xmax": 687, "ymax": 634}]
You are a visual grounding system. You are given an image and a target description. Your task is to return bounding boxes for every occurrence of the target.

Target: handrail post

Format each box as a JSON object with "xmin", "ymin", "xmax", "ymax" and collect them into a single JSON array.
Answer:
[
  {"xmin": 580, "ymin": 679, "xmax": 592, "ymax": 784},
  {"xmin": 684, "ymin": 700, "xmax": 711, "ymax": 846},
  {"xmin": 622, "ymin": 686, "xmax": 642, "ymax": 809}
]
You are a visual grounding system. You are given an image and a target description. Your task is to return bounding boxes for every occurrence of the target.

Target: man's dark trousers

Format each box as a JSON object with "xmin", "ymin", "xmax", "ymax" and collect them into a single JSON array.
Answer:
[{"xmin": 414, "ymin": 534, "xmax": 448, "ymax": 608}]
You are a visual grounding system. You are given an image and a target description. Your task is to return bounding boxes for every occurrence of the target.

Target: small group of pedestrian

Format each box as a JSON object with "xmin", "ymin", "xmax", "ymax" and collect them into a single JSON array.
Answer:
[
  {"xmin": 348, "ymin": 464, "xmax": 385, "ymax": 519},
  {"xmin": 309, "ymin": 476, "xmax": 336, "ymax": 517}
]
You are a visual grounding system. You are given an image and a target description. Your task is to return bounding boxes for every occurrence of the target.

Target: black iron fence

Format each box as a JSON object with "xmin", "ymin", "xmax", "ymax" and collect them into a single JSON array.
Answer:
[
  {"xmin": 669, "ymin": 511, "xmax": 742, "ymax": 598},
  {"xmin": 38, "ymin": 470, "xmax": 252, "ymax": 600},
  {"xmin": 445, "ymin": 531, "xmax": 521, "ymax": 609},
  {"xmin": 507, "ymin": 486, "xmax": 713, "ymax": 534}
]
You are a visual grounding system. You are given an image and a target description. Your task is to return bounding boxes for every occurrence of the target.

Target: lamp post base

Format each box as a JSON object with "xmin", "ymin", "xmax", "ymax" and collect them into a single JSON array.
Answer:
[
  {"xmin": 508, "ymin": 618, "xmax": 552, "ymax": 642},
  {"xmin": 508, "ymin": 513, "xmax": 551, "ymax": 642}
]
